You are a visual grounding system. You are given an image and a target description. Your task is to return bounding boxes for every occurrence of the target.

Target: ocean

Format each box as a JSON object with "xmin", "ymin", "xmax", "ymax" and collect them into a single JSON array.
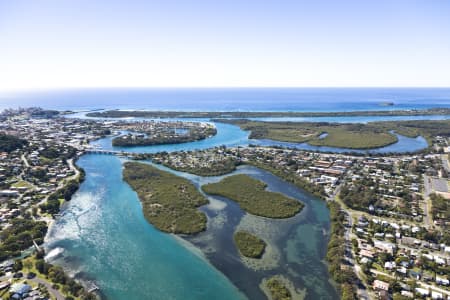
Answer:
[{"xmin": 1, "ymin": 87, "xmax": 450, "ymax": 111}]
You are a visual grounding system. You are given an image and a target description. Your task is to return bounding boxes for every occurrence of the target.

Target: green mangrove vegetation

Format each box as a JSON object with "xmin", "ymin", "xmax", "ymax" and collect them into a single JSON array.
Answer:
[
  {"xmin": 220, "ymin": 120, "xmax": 399, "ymax": 149},
  {"xmin": 233, "ymin": 231, "xmax": 266, "ymax": 258},
  {"xmin": 245, "ymin": 160, "xmax": 327, "ymax": 199},
  {"xmin": 264, "ymin": 276, "xmax": 292, "ymax": 300},
  {"xmin": 201, "ymin": 174, "xmax": 303, "ymax": 218},
  {"xmin": 374, "ymin": 120, "xmax": 450, "ymax": 147},
  {"xmin": 218, "ymin": 119, "xmax": 450, "ymax": 150},
  {"xmin": 123, "ymin": 162, "xmax": 209, "ymax": 234},
  {"xmin": 0, "ymin": 219, "xmax": 47, "ymax": 260}
]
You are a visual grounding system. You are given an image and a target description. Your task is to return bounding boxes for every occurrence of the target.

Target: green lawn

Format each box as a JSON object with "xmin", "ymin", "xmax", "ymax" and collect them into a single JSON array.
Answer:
[{"xmin": 11, "ymin": 180, "xmax": 34, "ymax": 189}]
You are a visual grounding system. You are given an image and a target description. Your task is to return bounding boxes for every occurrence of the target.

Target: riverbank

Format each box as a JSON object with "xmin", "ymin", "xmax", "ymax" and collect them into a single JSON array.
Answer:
[{"xmin": 45, "ymin": 154, "xmax": 248, "ymax": 300}]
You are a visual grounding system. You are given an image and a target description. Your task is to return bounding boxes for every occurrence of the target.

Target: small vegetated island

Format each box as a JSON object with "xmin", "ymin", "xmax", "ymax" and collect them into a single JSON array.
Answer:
[
  {"xmin": 112, "ymin": 120, "xmax": 217, "ymax": 146},
  {"xmin": 123, "ymin": 162, "xmax": 208, "ymax": 234},
  {"xmin": 262, "ymin": 276, "xmax": 292, "ymax": 300},
  {"xmin": 233, "ymin": 231, "xmax": 267, "ymax": 258},
  {"xmin": 202, "ymin": 174, "xmax": 303, "ymax": 218}
]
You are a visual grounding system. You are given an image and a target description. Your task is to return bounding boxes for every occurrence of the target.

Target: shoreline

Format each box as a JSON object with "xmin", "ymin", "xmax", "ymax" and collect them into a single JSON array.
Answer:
[{"xmin": 86, "ymin": 107, "xmax": 450, "ymax": 119}]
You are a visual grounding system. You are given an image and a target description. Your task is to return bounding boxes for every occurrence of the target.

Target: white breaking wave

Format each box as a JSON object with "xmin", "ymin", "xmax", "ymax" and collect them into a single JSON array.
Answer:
[
  {"xmin": 44, "ymin": 247, "xmax": 65, "ymax": 261},
  {"xmin": 46, "ymin": 189, "xmax": 104, "ymax": 244}
]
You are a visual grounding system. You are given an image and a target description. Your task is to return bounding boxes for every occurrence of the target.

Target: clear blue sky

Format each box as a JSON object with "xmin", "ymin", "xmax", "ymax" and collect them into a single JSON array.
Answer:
[{"xmin": 1, "ymin": 0, "xmax": 449, "ymax": 90}]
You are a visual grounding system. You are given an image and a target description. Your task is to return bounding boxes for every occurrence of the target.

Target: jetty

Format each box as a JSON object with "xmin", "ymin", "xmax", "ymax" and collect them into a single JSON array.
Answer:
[{"xmin": 32, "ymin": 239, "xmax": 42, "ymax": 252}]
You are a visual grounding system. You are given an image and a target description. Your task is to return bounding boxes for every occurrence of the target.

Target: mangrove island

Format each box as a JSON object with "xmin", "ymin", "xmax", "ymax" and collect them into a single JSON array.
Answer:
[
  {"xmin": 201, "ymin": 174, "xmax": 303, "ymax": 218},
  {"xmin": 123, "ymin": 162, "xmax": 209, "ymax": 234}
]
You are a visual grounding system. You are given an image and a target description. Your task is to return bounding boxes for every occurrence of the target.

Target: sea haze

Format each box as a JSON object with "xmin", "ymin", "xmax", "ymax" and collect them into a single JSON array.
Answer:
[{"xmin": 1, "ymin": 88, "xmax": 450, "ymax": 112}]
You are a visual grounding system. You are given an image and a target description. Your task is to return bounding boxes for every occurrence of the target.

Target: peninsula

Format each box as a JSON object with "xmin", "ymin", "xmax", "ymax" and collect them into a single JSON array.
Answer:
[
  {"xmin": 217, "ymin": 119, "xmax": 450, "ymax": 149},
  {"xmin": 86, "ymin": 107, "xmax": 450, "ymax": 119},
  {"xmin": 112, "ymin": 120, "xmax": 217, "ymax": 147}
]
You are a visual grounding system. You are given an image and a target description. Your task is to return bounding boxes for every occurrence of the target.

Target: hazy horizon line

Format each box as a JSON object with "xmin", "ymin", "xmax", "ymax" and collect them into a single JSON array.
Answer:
[{"xmin": 2, "ymin": 86, "xmax": 450, "ymax": 94}]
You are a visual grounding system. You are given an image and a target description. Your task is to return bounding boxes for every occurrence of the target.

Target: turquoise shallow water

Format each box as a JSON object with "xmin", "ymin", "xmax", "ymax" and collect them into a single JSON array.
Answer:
[
  {"xmin": 91, "ymin": 120, "xmax": 428, "ymax": 154},
  {"xmin": 46, "ymin": 154, "xmax": 338, "ymax": 300},
  {"xmin": 40, "ymin": 91, "xmax": 447, "ymax": 299},
  {"xmin": 91, "ymin": 122, "xmax": 250, "ymax": 153},
  {"xmin": 45, "ymin": 155, "xmax": 246, "ymax": 300}
]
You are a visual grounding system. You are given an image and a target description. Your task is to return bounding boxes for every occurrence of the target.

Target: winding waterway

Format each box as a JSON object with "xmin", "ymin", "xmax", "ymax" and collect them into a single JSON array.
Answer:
[
  {"xmin": 45, "ymin": 112, "xmax": 434, "ymax": 300},
  {"xmin": 90, "ymin": 120, "xmax": 428, "ymax": 154},
  {"xmin": 45, "ymin": 154, "xmax": 247, "ymax": 300}
]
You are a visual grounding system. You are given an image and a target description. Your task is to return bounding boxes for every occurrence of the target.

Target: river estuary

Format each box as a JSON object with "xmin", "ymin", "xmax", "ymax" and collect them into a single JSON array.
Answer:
[{"xmin": 45, "ymin": 117, "xmax": 430, "ymax": 300}]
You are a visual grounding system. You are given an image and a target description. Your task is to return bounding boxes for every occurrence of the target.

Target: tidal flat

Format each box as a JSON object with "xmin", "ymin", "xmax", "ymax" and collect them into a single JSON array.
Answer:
[{"xmin": 168, "ymin": 165, "xmax": 339, "ymax": 300}]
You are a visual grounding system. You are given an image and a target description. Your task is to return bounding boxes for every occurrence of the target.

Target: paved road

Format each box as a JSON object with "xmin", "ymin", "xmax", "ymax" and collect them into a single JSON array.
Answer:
[
  {"xmin": 0, "ymin": 274, "xmax": 64, "ymax": 300},
  {"xmin": 342, "ymin": 211, "xmax": 371, "ymax": 300},
  {"xmin": 21, "ymin": 154, "xmax": 30, "ymax": 168},
  {"xmin": 30, "ymin": 277, "xmax": 65, "ymax": 300},
  {"xmin": 332, "ymin": 179, "xmax": 371, "ymax": 300},
  {"xmin": 67, "ymin": 158, "xmax": 80, "ymax": 178}
]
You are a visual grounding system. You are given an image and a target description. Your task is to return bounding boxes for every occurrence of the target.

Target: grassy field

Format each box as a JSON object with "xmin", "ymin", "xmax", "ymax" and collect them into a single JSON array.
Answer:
[
  {"xmin": 218, "ymin": 119, "xmax": 450, "ymax": 150},
  {"xmin": 11, "ymin": 180, "xmax": 34, "ymax": 188},
  {"xmin": 201, "ymin": 174, "xmax": 303, "ymax": 218},
  {"xmin": 262, "ymin": 128, "xmax": 319, "ymax": 143},
  {"xmin": 233, "ymin": 231, "xmax": 266, "ymax": 258},
  {"xmin": 123, "ymin": 162, "xmax": 208, "ymax": 234},
  {"xmin": 307, "ymin": 128, "xmax": 397, "ymax": 149}
]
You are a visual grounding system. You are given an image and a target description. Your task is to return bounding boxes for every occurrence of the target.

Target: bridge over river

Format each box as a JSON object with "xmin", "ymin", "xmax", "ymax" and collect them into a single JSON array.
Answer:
[{"xmin": 84, "ymin": 149, "xmax": 138, "ymax": 158}]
